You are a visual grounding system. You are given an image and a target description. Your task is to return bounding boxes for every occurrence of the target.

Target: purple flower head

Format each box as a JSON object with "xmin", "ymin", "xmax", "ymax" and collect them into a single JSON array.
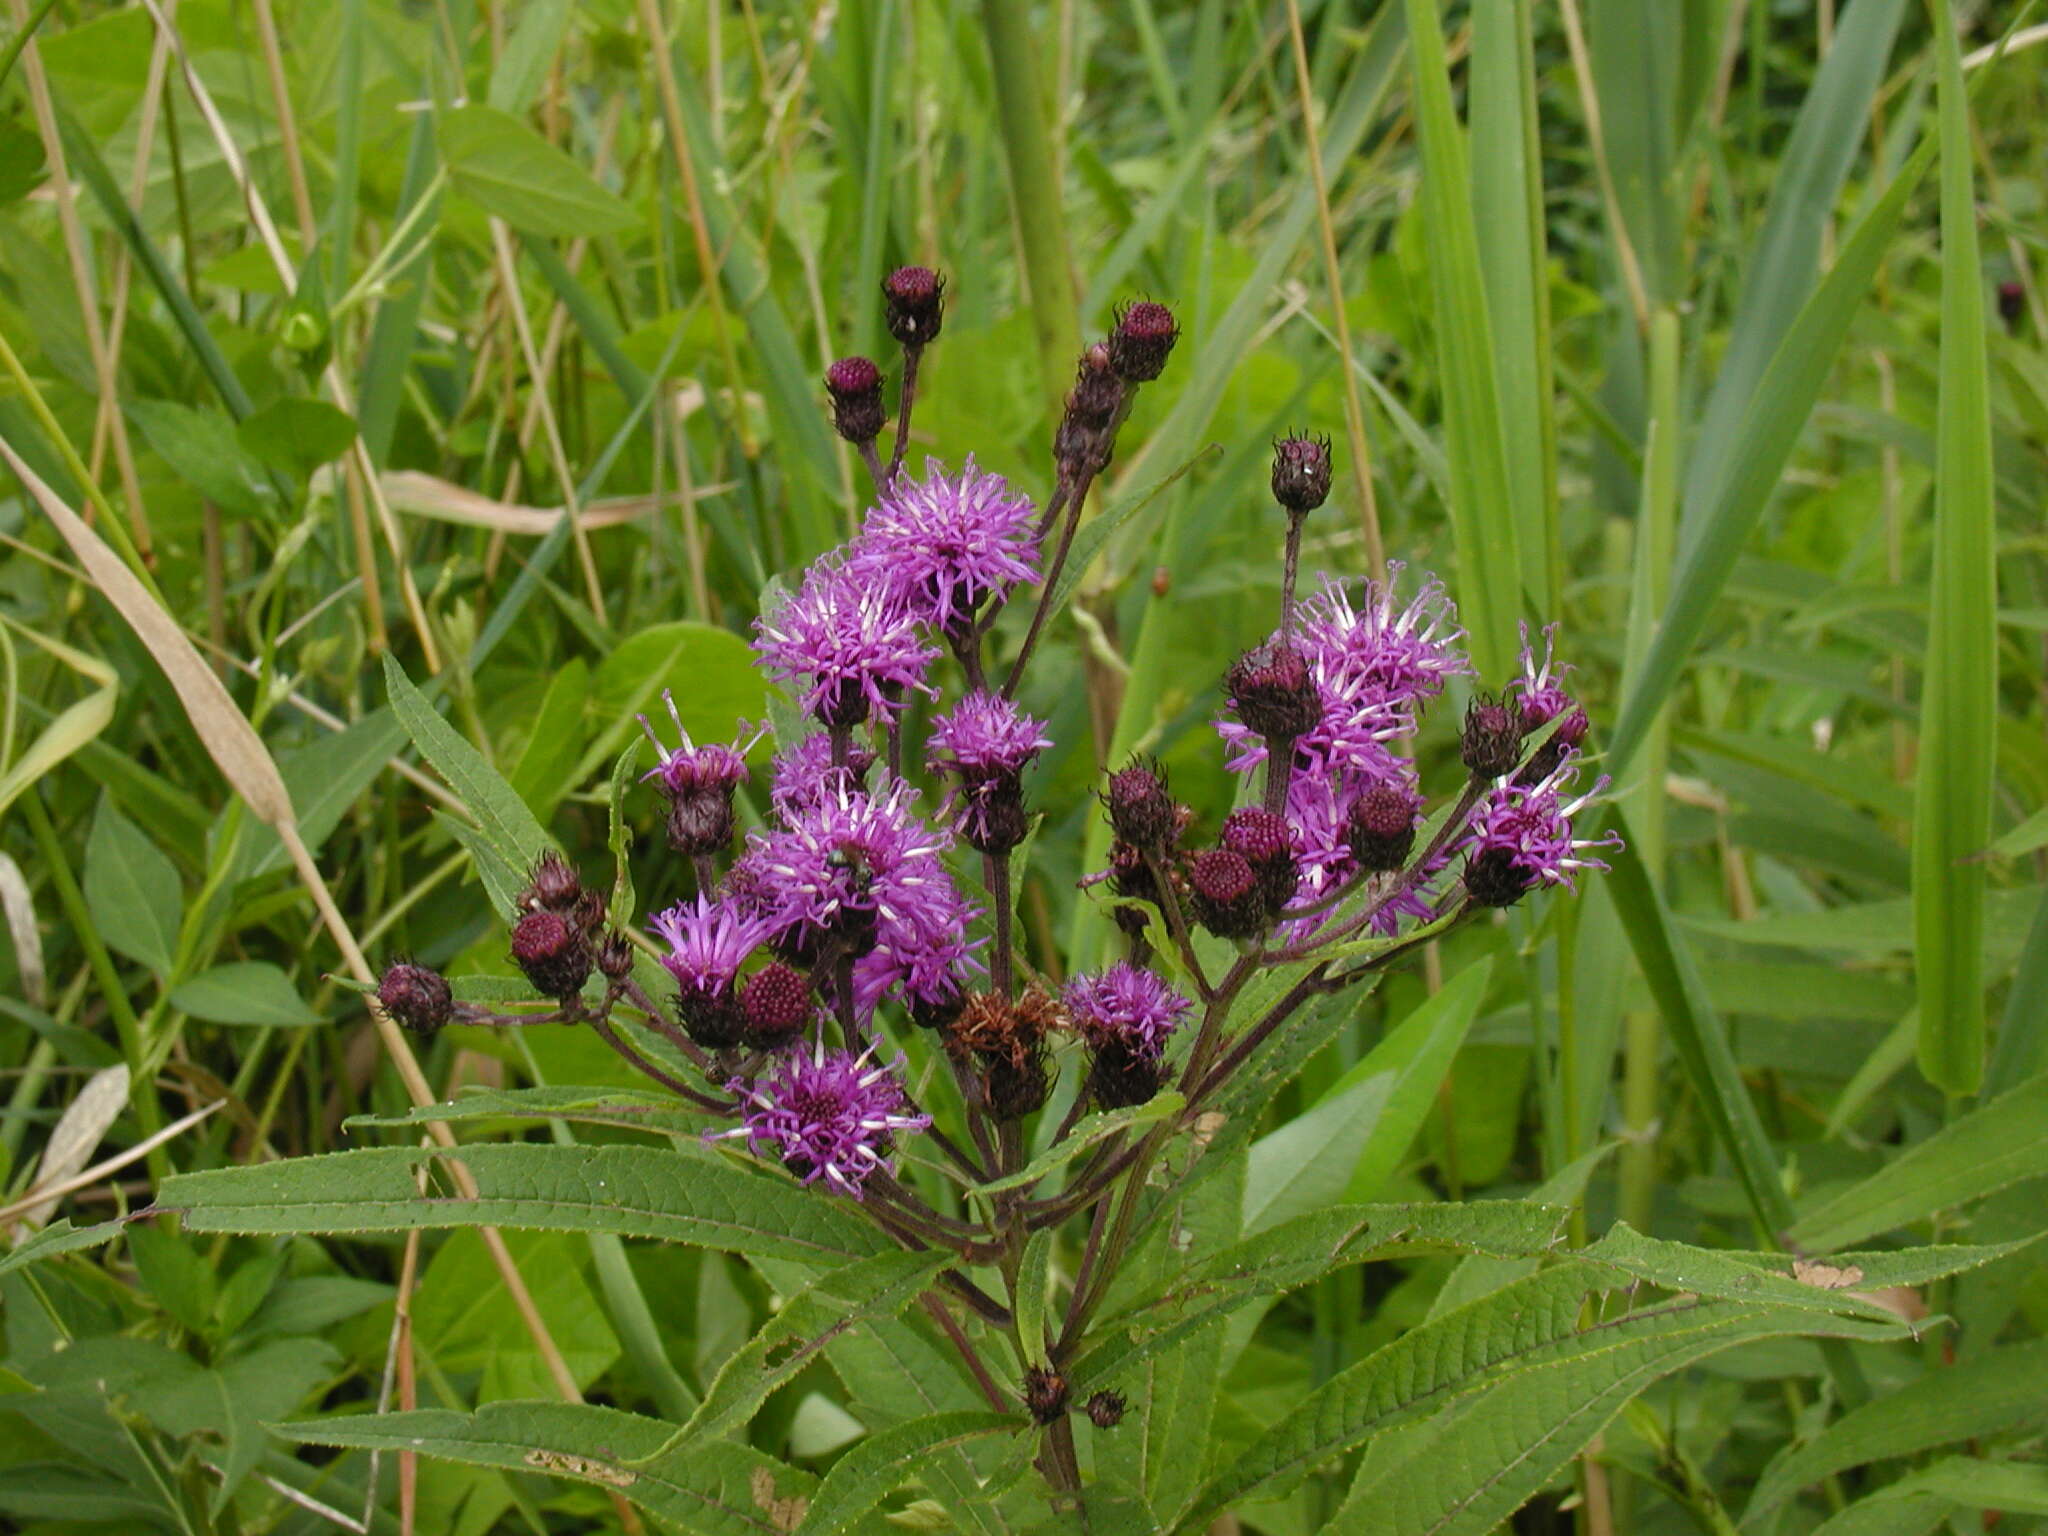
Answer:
[
  {"xmin": 847, "ymin": 457, "xmax": 1040, "ymax": 635},
  {"xmin": 1296, "ymin": 564, "xmax": 1469, "ymax": 719},
  {"xmin": 738, "ymin": 781, "xmax": 980, "ymax": 969},
  {"xmin": 754, "ymin": 553, "xmax": 939, "ymax": 727},
  {"xmin": 928, "ymin": 691, "xmax": 1052, "ymax": 778},
  {"xmin": 637, "ymin": 690, "xmax": 753, "ymax": 798},
  {"xmin": 1461, "ymin": 750, "xmax": 1622, "ymax": 905},
  {"xmin": 1510, "ymin": 623, "xmax": 1577, "ymax": 731},
  {"xmin": 651, "ymin": 895, "xmax": 766, "ymax": 995},
  {"xmin": 768, "ymin": 733, "xmax": 874, "ymax": 820},
  {"xmin": 1064, "ymin": 963, "xmax": 1191, "ymax": 1063},
  {"xmin": 716, "ymin": 1044, "xmax": 930, "ymax": 1197}
]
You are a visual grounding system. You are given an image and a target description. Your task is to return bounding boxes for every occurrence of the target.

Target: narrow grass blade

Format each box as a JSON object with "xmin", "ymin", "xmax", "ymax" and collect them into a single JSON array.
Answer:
[
  {"xmin": 1400, "ymin": 0, "xmax": 1523, "ymax": 680},
  {"xmin": 1913, "ymin": 1, "xmax": 1998, "ymax": 1094}
]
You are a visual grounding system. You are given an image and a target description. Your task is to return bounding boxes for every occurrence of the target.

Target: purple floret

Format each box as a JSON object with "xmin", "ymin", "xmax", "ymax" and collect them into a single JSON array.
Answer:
[
  {"xmin": 651, "ymin": 895, "xmax": 764, "ymax": 989},
  {"xmin": 715, "ymin": 1044, "xmax": 930, "ymax": 1197},
  {"xmin": 1510, "ymin": 622, "xmax": 1577, "ymax": 731},
  {"xmin": 1064, "ymin": 963, "xmax": 1192, "ymax": 1063},
  {"xmin": 928, "ymin": 691, "xmax": 1052, "ymax": 778},
  {"xmin": 768, "ymin": 732, "xmax": 873, "ymax": 820},
  {"xmin": 1461, "ymin": 750, "xmax": 1621, "ymax": 893},
  {"xmin": 848, "ymin": 456, "xmax": 1040, "ymax": 634},
  {"xmin": 754, "ymin": 553, "xmax": 939, "ymax": 727},
  {"xmin": 637, "ymin": 690, "xmax": 752, "ymax": 797}
]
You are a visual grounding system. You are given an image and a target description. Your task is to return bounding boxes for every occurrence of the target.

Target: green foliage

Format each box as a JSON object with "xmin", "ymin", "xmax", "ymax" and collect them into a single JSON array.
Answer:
[{"xmin": 4, "ymin": 0, "xmax": 2047, "ymax": 1531}]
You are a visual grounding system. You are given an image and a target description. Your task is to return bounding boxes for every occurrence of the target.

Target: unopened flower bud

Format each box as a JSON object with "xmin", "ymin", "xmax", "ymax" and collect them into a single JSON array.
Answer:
[
  {"xmin": 1461, "ymin": 694, "xmax": 1524, "ymax": 780},
  {"xmin": 881, "ymin": 265, "xmax": 946, "ymax": 346},
  {"xmin": 1222, "ymin": 807, "xmax": 1299, "ymax": 915},
  {"xmin": 1109, "ymin": 300, "xmax": 1178, "ymax": 383},
  {"xmin": 512, "ymin": 908, "xmax": 591, "ymax": 1000},
  {"xmin": 825, "ymin": 355, "xmax": 886, "ymax": 444},
  {"xmin": 1104, "ymin": 758, "xmax": 1178, "ymax": 849},
  {"xmin": 1999, "ymin": 280, "xmax": 2025, "ymax": 328},
  {"xmin": 1066, "ymin": 343, "xmax": 1124, "ymax": 428},
  {"xmin": 740, "ymin": 962, "xmax": 811, "ymax": 1050},
  {"xmin": 1024, "ymin": 1365, "xmax": 1070, "ymax": 1424},
  {"xmin": 1271, "ymin": 433, "xmax": 1333, "ymax": 513},
  {"xmin": 1348, "ymin": 784, "xmax": 1420, "ymax": 873},
  {"xmin": 1189, "ymin": 847, "xmax": 1264, "ymax": 939},
  {"xmin": 378, "ymin": 962, "xmax": 452, "ymax": 1036},
  {"xmin": 1226, "ymin": 643, "xmax": 1322, "ymax": 742},
  {"xmin": 1085, "ymin": 1390, "xmax": 1126, "ymax": 1429},
  {"xmin": 523, "ymin": 852, "xmax": 582, "ymax": 913},
  {"xmin": 595, "ymin": 932, "xmax": 635, "ymax": 982}
]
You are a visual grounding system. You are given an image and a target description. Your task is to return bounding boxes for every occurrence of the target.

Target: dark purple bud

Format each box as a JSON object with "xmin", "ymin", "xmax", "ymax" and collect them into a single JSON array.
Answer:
[
  {"xmin": 568, "ymin": 888, "xmax": 608, "ymax": 938},
  {"xmin": 824, "ymin": 355, "xmax": 886, "ymax": 444},
  {"xmin": 1461, "ymin": 694, "xmax": 1524, "ymax": 779},
  {"xmin": 882, "ymin": 265, "xmax": 946, "ymax": 346},
  {"xmin": 595, "ymin": 932, "xmax": 635, "ymax": 982},
  {"xmin": 377, "ymin": 962, "xmax": 452, "ymax": 1035},
  {"xmin": 1518, "ymin": 707, "xmax": 1590, "ymax": 786},
  {"xmin": 1999, "ymin": 280, "xmax": 2025, "ymax": 327},
  {"xmin": 1226, "ymin": 643, "xmax": 1322, "ymax": 742},
  {"xmin": 1085, "ymin": 1390, "xmax": 1127, "ymax": 1429},
  {"xmin": 523, "ymin": 852, "xmax": 582, "ymax": 912},
  {"xmin": 1464, "ymin": 845, "xmax": 1533, "ymax": 909},
  {"xmin": 1271, "ymin": 433, "xmax": 1333, "ymax": 514},
  {"xmin": 1347, "ymin": 784, "xmax": 1420, "ymax": 873},
  {"xmin": 1108, "ymin": 300, "xmax": 1178, "ymax": 383},
  {"xmin": 1222, "ymin": 807, "xmax": 1299, "ymax": 915},
  {"xmin": 1106, "ymin": 842, "xmax": 1163, "ymax": 904},
  {"xmin": 1024, "ymin": 1365, "xmax": 1070, "ymax": 1424},
  {"xmin": 1104, "ymin": 758, "xmax": 1178, "ymax": 849},
  {"xmin": 512, "ymin": 908, "xmax": 591, "ymax": 1000},
  {"xmin": 1189, "ymin": 848, "xmax": 1264, "ymax": 939},
  {"xmin": 740, "ymin": 962, "xmax": 811, "ymax": 1050},
  {"xmin": 1066, "ymin": 343, "xmax": 1124, "ymax": 429}
]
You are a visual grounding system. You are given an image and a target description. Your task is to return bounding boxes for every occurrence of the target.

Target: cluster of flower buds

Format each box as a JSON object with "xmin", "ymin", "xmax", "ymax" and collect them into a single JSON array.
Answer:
[
  {"xmin": 511, "ymin": 854, "xmax": 609, "ymax": 1000},
  {"xmin": 1053, "ymin": 302, "xmax": 1180, "ymax": 482}
]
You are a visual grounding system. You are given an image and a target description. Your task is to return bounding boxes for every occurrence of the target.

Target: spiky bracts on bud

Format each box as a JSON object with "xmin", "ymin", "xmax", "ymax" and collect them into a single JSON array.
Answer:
[
  {"xmin": 595, "ymin": 932, "xmax": 635, "ymax": 982},
  {"xmin": 1222, "ymin": 806, "xmax": 1300, "ymax": 914},
  {"xmin": 944, "ymin": 989, "xmax": 1060, "ymax": 1120},
  {"xmin": 717, "ymin": 1044, "xmax": 929, "ymax": 1198},
  {"xmin": 1055, "ymin": 342, "xmax": 1129, "ymax": 477},
  {"xmin": 1103, "ymin": 758, "xmax": 1179, "ymax": 850},
  {"xmin": 1271, "ymin": 432, "xmax": 1333, "ymax": 514},
  {"xmin": 1024, "ymin": 1365, "xmax": 1071, "ymax": 1424},
  {"xmin": 1461, "ymin": 693, "xmax": 1524, "ymax": 780},
  {"xmin": 522, "ymin": 852, "xmax": 583, "ymax": 913},
  {"xmin": 377, "ymin": 962, "xmax": 452, "ymax": 1035},
  {"xmin": 740, "ymin": 962, "xmax": 812, "ymax": 1050},
  {"xmin": 881, "ymin": 265, "xmax": 946, "ymax": 346},
  {"xmin": 1108, "ymin": 300, "xmax": 1178, "ymax": 383},
  {"xmin": 1347, "ymin": 782, "xmax": 1421, "ymax": 873},
  {"xmin": 1189, "ymin": 847, "xmax": 1264, "ymax": 939},
  {"xmin": 512, "ymin": 908, "xmax": 591, "ymax": 1000},
  {"xmin": 1226, "ymin": 643, "xmax": 1322, "ymax": 744},
  {"xmin": 1085, "ymin": 1391, "xmax": 1127, "ymax": 1429},
  {"xmin": 824, "ymin": 355, "xmax": 886, "ymax": 444}
]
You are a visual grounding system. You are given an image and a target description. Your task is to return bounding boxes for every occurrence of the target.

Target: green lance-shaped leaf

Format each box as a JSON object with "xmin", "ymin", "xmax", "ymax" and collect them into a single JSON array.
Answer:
[
  {"xmin": 278, "ymin": 1402, "xmax": 818, "ymax": 1536},
  {"xmin": 649, "ymin": 1249, "xmax": 954, "ymax": 1450},
  {"xmin": 1577, "ymin": 1222, "xmax": 2036, "ymax": 1324},
  {"xmin": 792, "ymin": 1410, "xmax": 1020, "ymax": 1535},
  {"xmin": 1073, "ymin": 1200, "xmax": 1568, "ymax": 1392},
  {"xmin": 157, "ymin": 1143, "xmax": 893, "ymax": 1266},
  {"xmin": 1913, "ymin": 0, "xmax": 1999, "ymax": 1094},
  {"xmin": 384, "ymin": 654, "xmax": 553, "ymax": 878},
  {"xmin": 972, "ymin": 1092, "xmax": 1185, "ymax": 1196},
  {"xmin": 0, "ymin": 1218, "xmax": 128, "ymax": 1281},
  {"xmin": 347, "ymin": 1084, "xmax": 714, "ymax": 1138},
  {"xmin": 1788, "ymin": 1070, "xmax": 2048, "ymax": 1250},
  {"xmin": 1326, "ymin": 1300, "xmax": 1911, "ymax": 1535},
  {"xmin": 1746, "ymin": 1336, "xmax": 2048, "ymax": 1522}
]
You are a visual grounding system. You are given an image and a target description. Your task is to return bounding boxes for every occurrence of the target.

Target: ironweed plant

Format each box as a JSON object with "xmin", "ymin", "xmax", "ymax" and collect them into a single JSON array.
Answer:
[{"xmin": 374, "ymin": 276, "xmax": 1627, "ymax": 1500}]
